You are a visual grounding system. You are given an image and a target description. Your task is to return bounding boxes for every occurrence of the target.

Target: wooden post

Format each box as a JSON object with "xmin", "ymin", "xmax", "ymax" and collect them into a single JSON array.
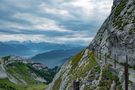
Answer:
[
  {"xmin": 114, "ymin": 54, "xmax": 116, "ymax": 68},
  {"xmin": 124, "ymin": 55, "xmax": 128, "ymax": 90},
  {"xmin": 100, "ymin": 49, "xmax": 101, "ymax": 60},
  {"xmin": 96, "ymin": 50, "xmax": 98, "ymax": 59},
  {"xmin": 117, "ymin": 55, "xmax": 119, "ymax": 63},
  {"xmin": 132, "ymin": 44, "xmax": 134, "ymax": 52},
  {"xmin": 105, "ymin": 53, "xmax": 107, "ymax": 64},
  {"xmin": 73, "ymin": 80, "xmax": 80, "ymax": 90}
]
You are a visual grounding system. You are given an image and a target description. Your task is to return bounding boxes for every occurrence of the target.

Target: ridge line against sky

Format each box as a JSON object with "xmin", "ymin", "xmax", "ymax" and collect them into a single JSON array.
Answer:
[{"xmin": 0, "ymin": 0, "xmax": 113, "ymax": 45}]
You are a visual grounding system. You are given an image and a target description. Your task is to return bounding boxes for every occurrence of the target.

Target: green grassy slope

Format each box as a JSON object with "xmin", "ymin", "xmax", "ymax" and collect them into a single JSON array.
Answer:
[
  {"xmin": 0, "ymin": 78, "xmax": 48, "ymax": 90},
  {"xmin": 0, "ymin": 56, "xmax": 58, "ymax": 90}
]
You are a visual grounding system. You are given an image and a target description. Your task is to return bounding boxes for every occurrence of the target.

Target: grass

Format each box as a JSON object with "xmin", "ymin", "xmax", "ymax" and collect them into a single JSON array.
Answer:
[
  {"xmin": 117, "ymin": 61, "xmax": 135, "ymax": 70},
  {"xmin": 0, "ymin": 78, "xmax": 47, "ymax": 90},
  {"xmin": 114, "ymin": 0, "xmax": 126, "ymax": 17},
  {"xmin": 71, "ymin": 51, "xmax": 99, "ymax": 77},
  {"xmin": 0, "ymin": 78, "xmax": 22, "ymax": 90},
  {"xmin": 113, "ymin": 16, "xmax": 128, "ymax": 30},
  {"xmin": 6, "ymin": 62, "xmax": 36, "ymax": 84},
  {"xmin": 114, "ymin": 18, "xmax": 123, "ymax": 28},
  {"xmin": 84, "ymin": 86, "xmax": 93, "ymax": 90},
  {"xmin": 98, "ymin": 64, "xmax": 122, "ymax": 90},
  {"xmin": 66, "ymin": 50, "xmax": 100, "ymax": 89},
  {"xmin": 127, "ymin": 11, "xmax": 132, "ymax": 16},
  {"xmin": 129, "ymin": 29, "xmax": 135, "ymax": 34},
  {"xmin": 28, "ymin": 65, "xmax": 56, "ymax": 84},
  {"xmin": 133, "ymin": 17, "xmax": 135, "ymax": 23},
  {"xmin": 113, "ymin": 0, "xmax": 127, "ymax": 30},
  {"xmin": 24, "ymin": 84, "xmax": 48, "ymax": 90},
  {"xmin": 52, "ymin": 78, "xmax": 61, "ymax": 90},
  {"xmin": 6, "ymin": 61, "xmax": 56, "ymax": 84},
  {"xmin": 70, "ymin": 50, "xmax": 84, "ymax": 68}
]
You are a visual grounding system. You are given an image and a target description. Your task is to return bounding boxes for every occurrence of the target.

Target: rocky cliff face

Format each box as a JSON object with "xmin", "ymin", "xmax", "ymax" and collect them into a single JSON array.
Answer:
[
  {"xmin": 89, "ymin": 0, "xmax": 135, "ymax": 66},
  {"xmin": 47, "ymin": 0, "xmax": 135, "ymax": 90}
]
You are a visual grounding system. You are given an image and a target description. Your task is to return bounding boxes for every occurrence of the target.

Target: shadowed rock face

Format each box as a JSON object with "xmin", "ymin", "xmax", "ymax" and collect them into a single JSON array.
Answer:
[{"xmin": 89, "ymin": 0, "xmax": 135, "ymax": 66}]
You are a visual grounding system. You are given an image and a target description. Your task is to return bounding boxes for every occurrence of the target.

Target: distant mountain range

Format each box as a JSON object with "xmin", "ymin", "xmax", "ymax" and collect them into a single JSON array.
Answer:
[
  {"xmin": 0, "ymin": 41, "xmax": 84, "ymax": 68},
  {"xmin": 31, "ymin": 47, "xmax": 84, "ymax": 68},
  {"xmin": 0, "ymin": 41, "xmax": 85, "ymax": 57},
  {"xmin": 0, "ymin": 42, "xmax": 31, "ymax": 56}
]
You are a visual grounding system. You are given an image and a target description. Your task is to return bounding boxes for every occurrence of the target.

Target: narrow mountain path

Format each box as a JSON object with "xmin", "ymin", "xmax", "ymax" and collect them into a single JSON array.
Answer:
[
  {"xmin": 108, "ymin": 58, "xmax": 135, "ymax": 83},
  {"xmin": 96, "ymin": 56, "xmax": 135, "ymax": 89},
  {"xmin": 0, "ymin": 59, "xmax": 7, "ymax": 78},
  {"xmin": 0, "ymin": 59, "xmax": 19, "ymax": 84}
]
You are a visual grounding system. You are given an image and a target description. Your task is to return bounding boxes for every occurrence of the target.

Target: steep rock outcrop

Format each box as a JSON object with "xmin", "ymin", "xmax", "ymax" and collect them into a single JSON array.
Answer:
[
  {"xmin": 89, "ymin": 0, "xmax": 135, "ymax": 66},
  {"xmin": 47, "ymin": 0, "xmax": 135, "ymax": 90}
]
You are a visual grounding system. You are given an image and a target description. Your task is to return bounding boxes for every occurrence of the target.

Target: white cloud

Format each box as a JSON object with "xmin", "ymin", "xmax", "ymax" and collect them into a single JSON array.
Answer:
[
  {"xmin": 14, "ymin": 13, "xmax": 54, "ymax": 24},
  {"xmin": 0, "ymin": 33, "xmax": 93, "ymax": 45},
  {"xmin": 38, "ymin": 0, "xmax": 113, "ymax": 21},
  {"xmin": 68, "ymin": 0, "xmax": 113, "ymax": 21},
  {"xmin": 0, "ymin": 34, "xmax": 45, "ymax": 42},
  {"xmin": 0, "ymin": 22, "xmax": 23, "ymax": 30},
  {"xmin": 33, "ymin": 23, "xmax": 72, "ymax": 32},
  {"xmin": 57, "ymin": 35, "xmax": 93, "ymax": 43},
  {"xmin": 13, "ymin": 13, "xmax": 73, "ymax": 32},
  {"xmin": 44, "ymin": 0, "xmax": 113, "ymax": 20},
  {"xmin": 39, "ymin": 3, "xmax": 74, "ymax": 19}
]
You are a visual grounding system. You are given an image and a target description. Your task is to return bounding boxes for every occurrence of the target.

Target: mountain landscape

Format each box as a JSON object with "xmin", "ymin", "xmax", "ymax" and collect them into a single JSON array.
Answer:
[
  {"xmin": 0, "ymin": 56, "xmax": 59, "ymax": 90},
  {"xmin": 0, "ymin": 0, "xmax": 135, "ymax": 90},
  {"xmin": 47, "ymin": 0, "xmax": 135, "ymax": 90},
  {"xmin": 0, "ymin": 41, "xmax": 84, "ymax": 57},
  {"xmin": 0, "ymin": 41, "xmax": 84, "ymax": 68}
]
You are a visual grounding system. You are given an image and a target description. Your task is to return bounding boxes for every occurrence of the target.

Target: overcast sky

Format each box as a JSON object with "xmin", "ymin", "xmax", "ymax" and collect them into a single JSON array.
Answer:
[{"xmin": 0, "ymin": 0, "xmax": 113, "ymax": 45}]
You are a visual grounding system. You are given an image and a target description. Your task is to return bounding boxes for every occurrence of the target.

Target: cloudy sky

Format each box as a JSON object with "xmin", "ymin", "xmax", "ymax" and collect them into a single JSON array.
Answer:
[{"xmin": 0, "ymin": 0, "xmax": 113, "ymax": 46}]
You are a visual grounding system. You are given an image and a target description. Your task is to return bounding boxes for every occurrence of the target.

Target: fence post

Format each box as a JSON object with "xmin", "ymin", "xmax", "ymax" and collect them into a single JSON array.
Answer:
[
  {"xmin": 124, "ymin": 55, "xmax": 128, "ymax": 90},
  {"xmin": 97, "ymin": 50, "xmax": 98, "ymax": 59},
  {"xmin": 105, "ymin": 53, "xmax": 107, "ymax": 64},
  {"xmin": 114, "ymin": 54, "xmax": 117, "ymax": 68},
  {"xmin": 73, "ymin": 80, "xmax": 80, "ymax": 90},
  {"xmin": 100, "ymin": 49, "xmax": 101, "ymax": 60}
]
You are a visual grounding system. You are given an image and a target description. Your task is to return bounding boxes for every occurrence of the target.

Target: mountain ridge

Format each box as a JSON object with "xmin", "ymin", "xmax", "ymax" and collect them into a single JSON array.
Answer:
[
  {"xmin": 0, "ymin": 41, "xmax": 84, "ymax": 57},
  {"xmin": 31, "ymin": 47, "xmax": 84, "ymax": 68}
]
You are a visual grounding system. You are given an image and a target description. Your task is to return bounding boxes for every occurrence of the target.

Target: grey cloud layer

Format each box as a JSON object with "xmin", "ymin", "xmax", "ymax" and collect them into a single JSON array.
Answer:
[{"xmin": 0, "ymin": 0, "xmax": 113, "ymax": 45}]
